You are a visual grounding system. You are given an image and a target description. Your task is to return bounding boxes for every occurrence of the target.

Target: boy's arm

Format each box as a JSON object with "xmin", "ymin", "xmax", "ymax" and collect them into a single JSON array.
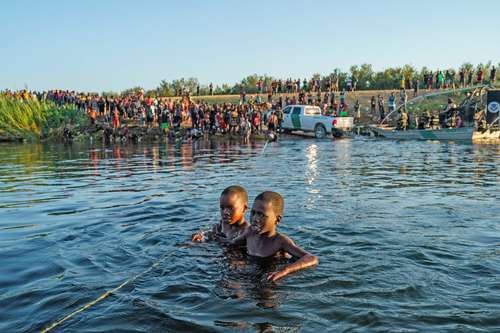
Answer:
[
  {"xmin": 267, "ymin": 236, "xmax": 319, "ymax": 282},
  {"xmin": 191, "ymin": 223, "xmax": 219, "ymax": 242},
  {"xmin": 220, "ymin": 227, "xmax": 249, "ymax": 245}
]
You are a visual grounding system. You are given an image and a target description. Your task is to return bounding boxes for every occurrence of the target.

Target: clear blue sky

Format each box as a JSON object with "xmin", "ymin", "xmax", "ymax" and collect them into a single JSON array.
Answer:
[{"xmin": 1, "ymin": 0, "xmax": 499, "ymax": 92}]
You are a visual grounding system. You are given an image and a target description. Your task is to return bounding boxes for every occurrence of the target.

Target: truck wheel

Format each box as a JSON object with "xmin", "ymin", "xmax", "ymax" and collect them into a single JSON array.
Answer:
[{"xmin": 314, "ymin": 124, "xmax": 326, "ymax": 139}]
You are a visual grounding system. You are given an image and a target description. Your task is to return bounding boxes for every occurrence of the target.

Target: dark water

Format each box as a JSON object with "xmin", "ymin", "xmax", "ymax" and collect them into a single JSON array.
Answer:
[{"xmin": 0, "ymin": 138, "xmax": 499, "ymax": 333}]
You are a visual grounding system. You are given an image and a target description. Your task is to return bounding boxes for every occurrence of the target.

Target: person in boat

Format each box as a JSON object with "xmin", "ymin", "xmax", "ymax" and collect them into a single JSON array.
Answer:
[
  {"xmin": 414, "ymin": 114, "xmax": 420, "ymax": 130},
  {"xmin": 226, "ymin": 191, "xmax": 319, "ymax": 282},
  {"xmin": 450, "ymin": 111, "xmax": 457, "ymax": 128},
  {"xmin": 442, "ymin": 98, "xmax": 457, "ymax": 128},
  {"xmin": 455, "ymin": 112, "xmax": 463, "ymax": 128},
  {"xmin": 431, "ymin": 112, "xmax": 441, "ymax": 129},
  {"xmin": 423, "ymin": 110, "xmax": 432, "ymax": 129},
  {"xmin": 192, "ymin": 185, "xmax": 249, "ymax": 242},
  {"xmin": 396, "ymin": 110, "xmax": 402, "ymax": 130},
  {"xmin": 444, "ymin": 98, "xmax": 457, "ymax": 113}
]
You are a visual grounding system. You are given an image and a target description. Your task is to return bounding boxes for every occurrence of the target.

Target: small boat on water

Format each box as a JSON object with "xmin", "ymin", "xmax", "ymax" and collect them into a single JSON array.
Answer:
[
  {"xmin": 368, "ymin": 86, "xmax": 500, "ymax": 143},
  {"xmin": 368, "ymin": 125, "xmax": 473, "ymax": 141}
]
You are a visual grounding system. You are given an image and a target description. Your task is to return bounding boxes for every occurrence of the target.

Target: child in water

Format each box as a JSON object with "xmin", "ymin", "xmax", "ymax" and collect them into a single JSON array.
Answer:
[
  {"xmin": 227, "ymin": 191, "xmax": 318, "ymax": 281},
  {"xmin": 192, "ymin": 185, "xmax": 249, "ymax": 242}
]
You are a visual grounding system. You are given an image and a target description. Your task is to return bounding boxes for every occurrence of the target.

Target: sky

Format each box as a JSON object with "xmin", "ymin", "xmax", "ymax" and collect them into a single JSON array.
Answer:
[{"xmin": 1, "ymin": 0, "xmax": 499, "ymax": 92}]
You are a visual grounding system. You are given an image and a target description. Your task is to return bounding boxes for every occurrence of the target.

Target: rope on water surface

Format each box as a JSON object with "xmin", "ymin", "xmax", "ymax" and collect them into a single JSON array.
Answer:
[
  {"xmin": 40, "ymin": 253, "xmax": 171, "ymax": 333},
  {"xmin": 261, "ymin": 140, "xmax": 269, "ymax": 155}
]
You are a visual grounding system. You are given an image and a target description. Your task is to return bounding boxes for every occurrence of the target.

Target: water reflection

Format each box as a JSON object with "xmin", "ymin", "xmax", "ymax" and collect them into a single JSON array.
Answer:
[{"xmin": 305, "ymin": 144, "xmax": 318, "ymax": 185}]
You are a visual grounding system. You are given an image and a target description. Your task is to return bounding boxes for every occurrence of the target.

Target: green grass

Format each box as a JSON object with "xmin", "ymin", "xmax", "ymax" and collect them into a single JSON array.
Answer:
[
  {"xmin": 406, "ymin": 88, "xmax": 477, "ymax": 114},
  {"xmin": 0, "ymin": 96, "xmax": 87, "ymax": 141}
]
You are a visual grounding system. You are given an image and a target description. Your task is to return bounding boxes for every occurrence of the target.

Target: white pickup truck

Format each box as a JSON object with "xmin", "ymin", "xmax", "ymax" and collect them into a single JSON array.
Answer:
[{"xmin": 281, "ymin": 105, "xmax": 353, "ymax": 138}]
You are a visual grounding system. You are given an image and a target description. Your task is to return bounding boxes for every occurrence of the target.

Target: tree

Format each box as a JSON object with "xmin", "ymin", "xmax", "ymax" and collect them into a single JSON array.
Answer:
[
  {"xmin": 101, "ymin": 91, "xmax": 119, "ymax": 97},
  {"xmin": 121, "ymin": 86, "xmax": 144, "ymax": 96},
  {"xmin": 461, "ymin": 62, "xmax": 474, "ymax": 73},
  {"xmin": 156, "ymin": 79, "xmax": 174, "ymax": 97},
  {"xmin": 402, "ymin": 64, "xmax": 417, "ymax": 80},
  {"xmin": 239, "ymin": 74, "xmax": 261, "ymax": 93},
  {"xmin": 350, "ymin": 64, "xmax": 374, "ymax": 90},
  {"xmin": 170, "ymin": 77, "xmax": 199, "ymax": 95},
  {"xmin": 311, "ymin": 73, "xmax": 321, "ymax": 80}
]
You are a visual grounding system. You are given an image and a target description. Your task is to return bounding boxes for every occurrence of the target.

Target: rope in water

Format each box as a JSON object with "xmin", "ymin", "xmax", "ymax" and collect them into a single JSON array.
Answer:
[
  {"xmin": 261, "ymin": 139, "xmax": 269, "ymax": 155},
  {"xmin": 40, "ymin": 253, "xmax": 171, "ymax": 333}
]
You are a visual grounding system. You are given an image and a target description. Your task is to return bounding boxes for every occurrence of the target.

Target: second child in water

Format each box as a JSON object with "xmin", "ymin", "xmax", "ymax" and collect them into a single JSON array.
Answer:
[{"xmin": 192, "ymin": 185, "xmax": 249, "ymax": 242}]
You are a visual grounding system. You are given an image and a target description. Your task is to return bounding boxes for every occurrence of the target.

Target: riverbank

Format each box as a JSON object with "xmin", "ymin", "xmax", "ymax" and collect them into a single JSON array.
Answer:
[
  {"xmin": 0, "ymin": 88, "xmax": 473, "ymax": 143},
  {"xmin": 54, "ymin": 121, "xmax": 268, "ymax": 144}
]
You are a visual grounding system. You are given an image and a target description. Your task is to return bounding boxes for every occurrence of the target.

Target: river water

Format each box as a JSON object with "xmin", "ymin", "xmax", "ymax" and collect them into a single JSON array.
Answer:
[{"xmin": 0, "ymin": 137, "xmax": 499, "ymax": 332}]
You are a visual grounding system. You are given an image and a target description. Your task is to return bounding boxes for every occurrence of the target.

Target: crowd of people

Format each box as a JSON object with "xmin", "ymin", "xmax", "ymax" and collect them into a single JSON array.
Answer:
[
  {"xmin": 2, "ymin": 65, "xmax": 497, "ymax": 140},
  {"xmin": 380, "ymin": 93, "xmax": 480, "ymax": 131},
  {"xmin": 2, "ymin": 88, "xmax": 356, "ymax": 142},
  {"xmin": 199, "ymin": 66, "xmax": 497, "ymax": 99},
  {"xmin": 408, "ymin": 66, "xmax": 497, "ymax": 95}
]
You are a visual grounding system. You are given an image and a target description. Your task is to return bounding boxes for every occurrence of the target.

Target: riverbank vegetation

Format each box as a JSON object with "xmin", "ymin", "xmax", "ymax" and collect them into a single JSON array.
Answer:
[{"xmin": 0, "ymin": 96, "xmax": 87, "ymax": 141}]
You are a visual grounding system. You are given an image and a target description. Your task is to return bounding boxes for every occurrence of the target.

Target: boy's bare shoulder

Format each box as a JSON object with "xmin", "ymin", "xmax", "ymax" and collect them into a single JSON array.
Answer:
[
  {"xmin": 275, "ymin": 233, "xmax": 310, "ymax": 258},
  {"xmin": 276, "ymin": 233, "xmax": 295, "ymax": 246}
]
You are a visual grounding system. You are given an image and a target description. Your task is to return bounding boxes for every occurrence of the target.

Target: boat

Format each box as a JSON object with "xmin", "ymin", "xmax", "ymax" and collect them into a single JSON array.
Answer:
[
  {"xmin": 368, "ymin": 86, "xmax": 500, "ymax": 143},
  {"xmin": 369, "ymin": 125, "xmax": 473, "ymax": 141}
]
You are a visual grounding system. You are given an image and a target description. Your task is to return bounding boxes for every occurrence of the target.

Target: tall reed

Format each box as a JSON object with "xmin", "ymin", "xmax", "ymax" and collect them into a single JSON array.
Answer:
[{"xmin": 0, "ymin": 96, "xmax": 87, "ymax": 141}]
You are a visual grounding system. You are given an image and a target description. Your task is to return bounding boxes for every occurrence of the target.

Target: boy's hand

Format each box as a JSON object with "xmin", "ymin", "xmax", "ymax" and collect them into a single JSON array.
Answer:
[
  {"xmin": 266, "ymin": 269, "xmax": 288, "ymax": 282},
  {"xmin": 191, "ymin": 232, "xmax": 205, "ymax": 242}
]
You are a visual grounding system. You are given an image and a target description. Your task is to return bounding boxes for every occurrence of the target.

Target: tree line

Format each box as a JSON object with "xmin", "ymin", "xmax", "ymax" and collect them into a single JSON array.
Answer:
[{"xmin": 110, "ymin": 61, "xmax": 498, "ymax": 97}]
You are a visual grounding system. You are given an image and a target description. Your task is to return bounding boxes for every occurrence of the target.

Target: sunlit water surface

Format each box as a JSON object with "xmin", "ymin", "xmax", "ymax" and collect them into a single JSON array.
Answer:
[{"xmin": 0, "ymin": 138, "xmax": 499, "ymax": 332}]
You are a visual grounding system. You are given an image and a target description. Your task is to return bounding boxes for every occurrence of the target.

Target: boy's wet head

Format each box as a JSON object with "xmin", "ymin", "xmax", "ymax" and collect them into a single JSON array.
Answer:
[
  {"xmin": 254, "ymin": 191, "xmax": 284, "ymax": 216},
  {"xmin": 251, "ymin": 191, "xmax": 284, "ymax": 235},
  {"xmin": 220, "ymin": 186, "xmax": 248, "ymax": 225}
]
